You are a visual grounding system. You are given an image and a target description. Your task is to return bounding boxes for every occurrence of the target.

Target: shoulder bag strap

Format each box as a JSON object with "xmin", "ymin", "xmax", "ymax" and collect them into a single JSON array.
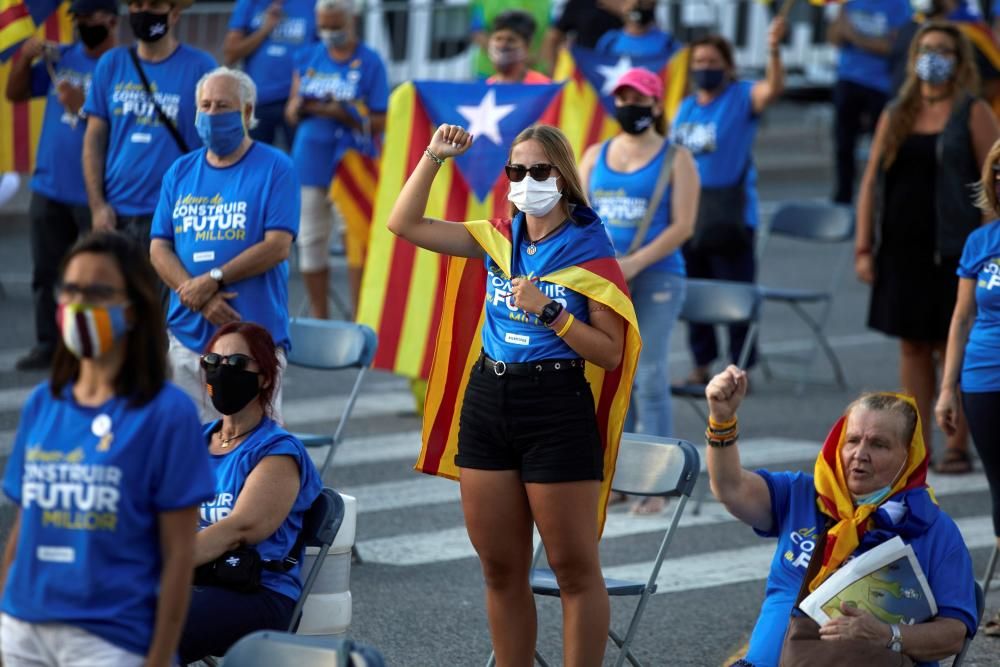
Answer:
[
  {"xmin": 127, "ymin": 46, "xmax": 189, "ymax": 154},
  {"xmin": 625, "ymin": 142, "xmax": 678, "ymax": 256}
]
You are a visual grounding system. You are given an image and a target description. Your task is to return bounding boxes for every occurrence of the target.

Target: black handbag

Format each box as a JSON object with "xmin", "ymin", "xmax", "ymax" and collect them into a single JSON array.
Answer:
[
  {"xmin": 689, "ymin": 161, "xmax": 752, "ymax": 253},
  {"xmin": 194, "ymin": 529, "xmax": 308, "ymax": 593}
]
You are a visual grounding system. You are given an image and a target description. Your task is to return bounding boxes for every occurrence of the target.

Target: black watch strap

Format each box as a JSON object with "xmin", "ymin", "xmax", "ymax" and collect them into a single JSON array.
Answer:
[{"xmin": 538, "ymin": 301, "xmax": 564, "ymax": 326}]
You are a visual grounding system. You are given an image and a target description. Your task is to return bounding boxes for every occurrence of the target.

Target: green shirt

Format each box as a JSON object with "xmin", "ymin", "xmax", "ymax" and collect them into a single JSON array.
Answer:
[{"xmin": 470, "ymin": 0, "xmax": 553, "ymax": 79}]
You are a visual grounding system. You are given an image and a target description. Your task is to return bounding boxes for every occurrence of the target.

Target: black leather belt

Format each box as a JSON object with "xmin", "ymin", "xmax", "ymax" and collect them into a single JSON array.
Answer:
[{"xmin": 478, "ymin": 353, "xmax": 584, "ymax": 377}]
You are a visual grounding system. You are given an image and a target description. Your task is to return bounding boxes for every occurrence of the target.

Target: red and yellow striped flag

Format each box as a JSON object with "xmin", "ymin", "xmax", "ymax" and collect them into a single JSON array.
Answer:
[
  {"xmin": 416, "ymin": 217, "xmax": 641, "ymax": 533},
  {"xmin": 330, "ymin": 150, "xmax": 379, "ymax": 269},
  {"xmin": 0, "ymin": 1, "xmax": 72, "ymax": 173}
]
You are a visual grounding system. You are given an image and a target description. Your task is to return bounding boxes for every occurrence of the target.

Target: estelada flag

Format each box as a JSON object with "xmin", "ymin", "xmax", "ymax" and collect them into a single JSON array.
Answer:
[
  {"xmin": 541, "ymin": 45, "xmax": 689, "ymax": 161},
  {"xmin": 356, "ymin": 80, "xmax": 562, "ymax": 378},
  {"xmin": 416, "ymin": 211, "xmax": 641, "ymax": 534}
]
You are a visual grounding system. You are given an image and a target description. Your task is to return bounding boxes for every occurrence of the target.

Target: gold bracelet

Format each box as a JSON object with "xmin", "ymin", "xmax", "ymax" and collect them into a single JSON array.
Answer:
[
  {"xmin": 424, "ymin": 148, "xmax": 445, "ymax": 166},
  {"xmin": 708, "ymin": 415, "xmax": 737, "ymax": 431},
  {"xmin": 554, "ymin": 313, "xmax": 575, "ymax": 338}
]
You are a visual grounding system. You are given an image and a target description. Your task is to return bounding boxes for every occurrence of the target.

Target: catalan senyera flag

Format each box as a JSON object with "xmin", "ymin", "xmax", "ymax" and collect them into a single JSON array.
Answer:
[
  {"xmin": 0, "ymin": 0, "xmax": 71, "ymax": 173},
  {"xmin": 541, "ymin": 45, "xmax": 690, "ymax": 162},
  {"xmin": 357, "ymin": 81, "xmax": 561, "ymax": 378},
  {"xmin": 416, "ymin": 214, "xmax": 641, "ymax": 534},
  {"xmin": 329, "ymin": 150, "xmax": 379, "ymax": 269}
]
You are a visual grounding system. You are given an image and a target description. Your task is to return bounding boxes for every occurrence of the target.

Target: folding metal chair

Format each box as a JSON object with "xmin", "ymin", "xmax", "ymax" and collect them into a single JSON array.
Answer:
[
  {"xmin": 486, "ymin": 435, "xmax": 700, "ymax": 667},
  {"xmin": 755, "ymin": 202, "xmax": 854, "ymax": 392},
  {"xmin": 952, "ymin": 581, "xmax": 985, "ymax": 667},
  {"xmin": 983, "ymin": 544, "xmax": 999, "ymax": 592},
  {"xmin": 285, "ymin": 318, "xmax": 378, "ymax": 477},
  {"xmin": 221, "ymin": 631, "xmax": 385, "ymax": 667}
]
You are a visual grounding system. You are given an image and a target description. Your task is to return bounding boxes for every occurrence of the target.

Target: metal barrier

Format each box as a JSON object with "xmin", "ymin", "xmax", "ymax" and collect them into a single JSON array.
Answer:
[{"xmin": 150, "ymin": 0, "xmax": 837, "ymax": 89}]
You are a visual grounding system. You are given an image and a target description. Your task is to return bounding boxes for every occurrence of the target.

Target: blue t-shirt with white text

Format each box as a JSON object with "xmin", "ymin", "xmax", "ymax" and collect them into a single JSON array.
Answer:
[
  {"xmin": 589, "ymin": 140, "xmax": 684, "ymax": 275},
  {"xmin": 595, "ymin": 28, "xmax": 678, "ymax": 59},
  {"xmin": 481, "ymin": 216, "xmax": 593, "ymax": 363},
  {"xmin": 29, "ymin": 43, "xmax": 97, "ymax": 206},
  {"xmin": 671, "ymin": 80, "xmax": 760, "ymax": 228},
  {"xmin": 228, "ymin": 0, "xmax": 317, "ymax": 105},
  {"xmin": 836, "ymin": 0, "xmax": 911, "ymax": 93},
  {"xmin": 82, "ymin": 44, "xmax": 216, "ymax": 216},
  {"xmin": 1, "ymin": 382, "xmax": 214, "ymax": 655},
  {"xmin": 745, "ymin": 471, "xmax": 977, "ymax": 667},
  {"xmin": 957, "ymin": 221, "xmax": 1000, "ymax": 392},
  {"xmin": 200, "ymin": 417, "xmax": 321, "ymax": 601},
  {"xmin": 151, "ymin": 142, "xmax": 299, "ymax": 354}
]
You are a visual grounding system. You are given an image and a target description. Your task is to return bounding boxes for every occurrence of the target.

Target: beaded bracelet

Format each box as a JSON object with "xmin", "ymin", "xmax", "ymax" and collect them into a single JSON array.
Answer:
[{"xmin": 424, "ymin": 148, "xmax": 445, "ymax": 166}]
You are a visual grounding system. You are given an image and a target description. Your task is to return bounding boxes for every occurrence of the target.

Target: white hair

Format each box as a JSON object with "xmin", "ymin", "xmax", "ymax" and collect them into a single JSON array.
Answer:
[
  {"xmin": 315, "ymin": 0, "xmax": 356, "ymax": 14},
  {"xmin": 195, "ymin": 66, "xmax": 259, "ymax": 129}
]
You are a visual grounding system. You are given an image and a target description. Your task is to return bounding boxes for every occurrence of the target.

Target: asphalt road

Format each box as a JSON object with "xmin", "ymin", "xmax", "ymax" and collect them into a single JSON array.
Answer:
[{"xmin": 0, "ymin": 173, "xmax": 996, "ymax": 666}]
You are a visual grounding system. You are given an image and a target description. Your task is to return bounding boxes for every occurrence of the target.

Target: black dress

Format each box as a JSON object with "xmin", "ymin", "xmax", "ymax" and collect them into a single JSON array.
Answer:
[{"xmin": 868, "ymin": 132, "xmax": 960, "ymax": 341}]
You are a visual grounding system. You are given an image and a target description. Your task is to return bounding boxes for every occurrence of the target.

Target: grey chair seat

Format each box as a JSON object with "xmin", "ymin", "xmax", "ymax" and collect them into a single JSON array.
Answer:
[
  {"xmin": 531, "ymin": 568, "xmax": 652, "ymax": 597},
  {"xmin": 757, "ymin": 286, "xmax": 829, "ymax": 303},
  {"xmin": 295, "ymin": 433, "xmax": 335, "ymax": 448}
]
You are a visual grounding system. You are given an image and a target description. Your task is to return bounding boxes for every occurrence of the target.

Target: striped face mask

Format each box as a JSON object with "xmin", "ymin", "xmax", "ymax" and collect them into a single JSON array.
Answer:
[{"xmin": 57, "ymin": 303, "xmax": 129, "ymax": 359}]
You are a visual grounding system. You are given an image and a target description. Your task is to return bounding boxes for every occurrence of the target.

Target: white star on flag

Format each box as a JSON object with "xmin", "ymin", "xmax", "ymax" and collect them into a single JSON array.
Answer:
[
  {"xmin": 457, "ymin": 89, "xmax": 517, "ymax": 146},
  {"xmin": 596, "ymin": 56, "xmax": 634, "ymax": 96}
]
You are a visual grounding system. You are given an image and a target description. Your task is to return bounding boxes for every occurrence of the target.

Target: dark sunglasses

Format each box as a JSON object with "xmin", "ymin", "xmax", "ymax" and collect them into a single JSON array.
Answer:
[
  {"xmin": 505, "ymin": 163, "xmax": 556, "ymax": 182},
  {"xmin": 200, "ymin": 353, "xmax": 258, "ymax": 373},
  {"xmin": 56, "ymin": 282, "xmax": 127, "ymax": 302}
]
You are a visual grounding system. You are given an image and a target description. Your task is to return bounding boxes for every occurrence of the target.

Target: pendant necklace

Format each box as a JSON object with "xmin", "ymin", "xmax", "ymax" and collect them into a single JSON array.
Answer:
[
  {"xmin": 526, "ymin": 221, "xmax": 567, "ymax": 256},
  {"xmin": 218, "ymin": 419, "xmax": 263, "ymax": 449}
]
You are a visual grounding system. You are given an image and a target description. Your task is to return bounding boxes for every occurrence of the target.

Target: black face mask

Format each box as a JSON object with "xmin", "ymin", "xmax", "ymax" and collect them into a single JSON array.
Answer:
[
  {"xmin": 205, "ymin": 365, "xmax": 261, "ymax": 416},
  {"xmin": 77, "ymin": 23, "xmax": 109, "ymax": 49},
  {"xmin": 615, "ymin": 104, "xmax": 656, "ymax": 135},
  {"xmin": 129, "ymin": 10, "xmax": 170, "ymax": 43},
  {"xmin": 628, "ymin": 6, "xmax": 656, "ymax": 26}
]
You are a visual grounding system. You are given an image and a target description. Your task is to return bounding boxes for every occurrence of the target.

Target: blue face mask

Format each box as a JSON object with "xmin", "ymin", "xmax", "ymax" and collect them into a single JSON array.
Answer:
[
  {"xmin": 692, "ymin": 68, "xmax": 726, "ymax": 91},
  {"xmin": 852, "ymin": 457, "xmax": 909, "ymax": 507},
  {"xmin": 915, "ymin": 52, "xmax": 955, "ymax": 84},
  {"xmin": 195, "ymin": 110, "xmax": 246, "ymax": 156}
]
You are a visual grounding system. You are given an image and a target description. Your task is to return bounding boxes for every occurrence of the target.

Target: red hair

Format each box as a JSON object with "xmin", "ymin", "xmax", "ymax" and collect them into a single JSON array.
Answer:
[{"xmin": 203, "ymin": 322, "xmax": 280, "ymax": 416}]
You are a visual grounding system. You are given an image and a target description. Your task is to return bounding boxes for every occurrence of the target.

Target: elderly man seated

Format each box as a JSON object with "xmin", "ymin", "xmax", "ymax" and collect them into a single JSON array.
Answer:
[
  {"xmin": 151, "ymin": 66, "xmax": 299, "ymax": 423},
  {"xmin": 705, "ymin": 365, "xmax": 978, "ymax": 667}
]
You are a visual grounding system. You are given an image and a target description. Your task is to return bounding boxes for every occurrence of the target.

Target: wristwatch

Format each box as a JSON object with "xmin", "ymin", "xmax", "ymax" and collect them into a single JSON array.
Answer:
[
  {"xmin": 538, "ymin": 301, "xmax": 564, "ymax": 326},
  {"xmin": 209, "ymin": 267, "xmax": 225, "ymax": 287},
  {"xmin": 887, "ymin": 623, "xmax": 902, "ymax": 653}
]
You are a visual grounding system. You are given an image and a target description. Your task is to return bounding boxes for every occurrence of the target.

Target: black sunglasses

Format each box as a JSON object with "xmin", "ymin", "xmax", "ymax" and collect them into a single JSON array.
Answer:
[
  {"xmin": 200, "ymin": 353, "xmax": 258, "ymax": 373},
  {"xmin": 57, "ymin": 282, "xmax": 127, "ymax": 302},
  {"xmin": 505, "ymin": 163, "xmax": 556, "ymax": 182}
]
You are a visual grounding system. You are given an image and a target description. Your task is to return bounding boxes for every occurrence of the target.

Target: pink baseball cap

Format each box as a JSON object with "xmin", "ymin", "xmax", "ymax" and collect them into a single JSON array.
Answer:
[{"xmin": 612, "ymin": 67, "xmax": 663, "ymax": 101}]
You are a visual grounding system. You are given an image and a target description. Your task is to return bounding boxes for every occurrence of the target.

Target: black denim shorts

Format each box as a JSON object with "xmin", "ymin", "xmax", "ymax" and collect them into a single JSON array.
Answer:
[{"xmin": 455, "ymin": 357, "xmax": 604, "ymax": 483}]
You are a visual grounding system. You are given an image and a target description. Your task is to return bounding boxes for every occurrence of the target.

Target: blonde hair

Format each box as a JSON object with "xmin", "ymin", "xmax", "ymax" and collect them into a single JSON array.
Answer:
[
  {"xmin": 882, "ymin": 22, "xmax": 979, "ymax": 168},
  {"xmin": 507, "ymin": 125, "xmax": 589, "ymax": 220},
  {"xmin": 844, "ymin": 393, "xmax": 918, "ymax": 446},
  {"xmin": 975, "ymin": 138, "xmax": 1000, "ymax": 216}
]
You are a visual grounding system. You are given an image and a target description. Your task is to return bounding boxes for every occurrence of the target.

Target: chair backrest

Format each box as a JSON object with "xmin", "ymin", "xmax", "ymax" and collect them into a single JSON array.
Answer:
[
  {"xmin": 222, "ymin": 631, "xmax": 351, "ymax": 667},
  {"xmin": 765, "ymin": 202, "xmax": 854, "ymax": 243},
  {"xmin": 611, "ymin": 435, "xmax": 700, "ymax": 498},
  {"xmin": 288, "ymin": 488, "xmax": 346, "ymax": 631},
  {"xmin": 679, "ymin": 279, "xmax": 760, "ymax": 327},
  {"xmin": 287, "ymin": 319, "xmax": 378, "ymax": 370}
]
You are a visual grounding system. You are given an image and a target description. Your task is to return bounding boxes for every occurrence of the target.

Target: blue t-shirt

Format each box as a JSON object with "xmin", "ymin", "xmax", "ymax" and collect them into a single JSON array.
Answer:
[
  {"xmin": 200, "ymin": 417, "xmax": 321, "ymax": 600},
  {"xmin": 836, "ymin": 0, "xmax": 912, "ymax": 93},
  {"xmin": 957, "ymin": 221, "xmax": 1000, "ymax": 392},
  {"xmin": 228, "ymin": 0, "xmax": 317, "ymax": 106},
  {"xmin": 0, "ymin": 382, "xmax": 214, "ymax": 655},
  {"xmin": 746, "ymin": 471, "xmax": 978, "ymax": 667},
  {"xmin": 82, "ymin": 44, "xmax": 216, "ymax": 216},
  {"xmin": 671, "ymin": 80, "xmax": 760, "ymax": 228},
  {"xmin": 290, "ymin": 42, "xmax": 389, "ymax": 185},
  {"xmin": 481, "ymin": 215, "xmax": 597, "ymax": 363},
  {"xmin": 595, "ymin": 28, "xmax": 678, "ymax": 59},
  {"xmin": 29, "ymin": 43, "xmax": 97, "ymax": 206},
  {"xmin": 590, "ymin": 140, "xmax": 684, "ymax": 275},
  {"xmin": 151, "ymin": 143, "xmax": 299, "ymax": 354}
]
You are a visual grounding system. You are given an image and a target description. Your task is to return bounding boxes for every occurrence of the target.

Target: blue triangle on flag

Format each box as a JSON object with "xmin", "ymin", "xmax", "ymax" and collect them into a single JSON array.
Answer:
[
  {"xmin": 413, "ymin": 81, "xmax": 563, "ymax": 201},
  {"xmin": 570, "ymin": 46, "xmax": 672, "ymax": 115}
]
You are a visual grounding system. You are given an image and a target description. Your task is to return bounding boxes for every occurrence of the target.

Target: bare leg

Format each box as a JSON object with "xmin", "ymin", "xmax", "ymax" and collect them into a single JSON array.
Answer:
[
  {"xmin": 526, "ymin": 480, "xmax": 608, "ymax": 667},
  {"xmin": 934, "ymin": 341, "xmax": 969, "ymax": 455},
  {"xmin": 347, "ymin": 264, "xmax": 363, "ymax": 320},
  {"xmin": 461, "ymin": 469, "xmax": 536, "ymax": 667},
  {"xmin": 302, "ymin": 268, "xmax": 330, "ymax": 319},
  {"xmin": 900, "ymin": 339, "xmax": 936, "ymax": 453}
]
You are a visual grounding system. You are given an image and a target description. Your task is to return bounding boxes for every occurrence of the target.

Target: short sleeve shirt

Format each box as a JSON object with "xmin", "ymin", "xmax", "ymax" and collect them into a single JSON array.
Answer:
[
  {"xmin": 836, "ymin": 0, "xmax": 912, "ymax": 93},
  {"xmin": 956, "ymin": 221, "xmax": 1000, "ymax": 392},
  {"xmin": 151, "ymin": 143, "xmax": 300, "ymax": 354},
  {"xmin": 0, "ymin": 382, "xmax": 214, "ymax": 655}
]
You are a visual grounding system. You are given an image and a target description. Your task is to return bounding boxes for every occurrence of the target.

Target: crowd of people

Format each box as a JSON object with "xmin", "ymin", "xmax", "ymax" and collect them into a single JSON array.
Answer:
[{"xmin": 1, "ymin": 0, "xmax": 1000, "ymax": 665}]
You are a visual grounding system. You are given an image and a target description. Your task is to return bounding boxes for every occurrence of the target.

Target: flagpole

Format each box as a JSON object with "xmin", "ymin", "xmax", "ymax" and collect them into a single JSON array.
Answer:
[{"xmin": 778, "ymin": 0, "xmax": 798, "ymax": 20}]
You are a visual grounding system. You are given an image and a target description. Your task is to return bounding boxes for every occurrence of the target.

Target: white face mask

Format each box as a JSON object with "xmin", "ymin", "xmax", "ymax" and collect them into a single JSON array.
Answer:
[{"xmin": 507, "ymin": 175, "xmax": 562, "ymax": 217}]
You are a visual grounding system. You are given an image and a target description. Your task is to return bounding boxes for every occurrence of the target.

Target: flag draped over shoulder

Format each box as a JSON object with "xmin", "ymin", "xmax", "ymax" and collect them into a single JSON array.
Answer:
[
  {"xmin": 0, "ymin": 0, "xmax": 70, "ymax": 173},
  {"xmin": 417, "ymin": 214, "xmax": 641, "ymax": 534},
  {"xmin": 356, "ymin": 81, "xmax": 561, "ymax": 379},
  {"xmin": 540, "ymin": 46, "xmax": 689, "ymax": 161}
]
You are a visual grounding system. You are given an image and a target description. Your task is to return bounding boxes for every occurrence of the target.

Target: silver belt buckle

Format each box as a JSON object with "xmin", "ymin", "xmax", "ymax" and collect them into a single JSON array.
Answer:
[{"xmin": 493, "ymin": 360, "xmax": 507, "ymax": 376}]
